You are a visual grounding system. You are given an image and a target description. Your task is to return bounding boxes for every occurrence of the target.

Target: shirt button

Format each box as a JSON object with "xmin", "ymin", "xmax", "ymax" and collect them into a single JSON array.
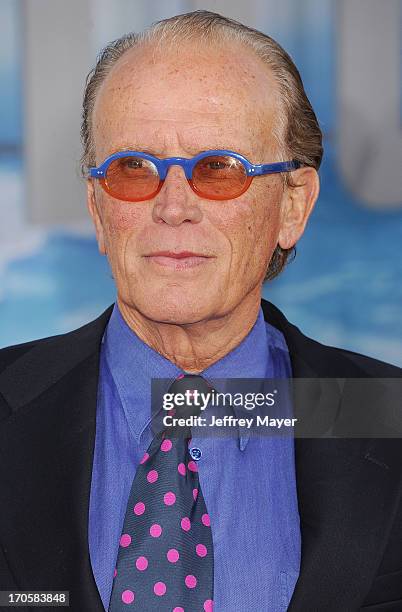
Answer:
[{"xmin": 189, "ymin": 447, "xmax": 202, "ymax": 461}]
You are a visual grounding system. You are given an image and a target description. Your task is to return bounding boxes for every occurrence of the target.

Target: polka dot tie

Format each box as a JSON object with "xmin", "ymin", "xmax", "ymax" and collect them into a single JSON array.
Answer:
[{"xmin": 108, "ymin": 374, "xmax": 214, "ymax": 611}]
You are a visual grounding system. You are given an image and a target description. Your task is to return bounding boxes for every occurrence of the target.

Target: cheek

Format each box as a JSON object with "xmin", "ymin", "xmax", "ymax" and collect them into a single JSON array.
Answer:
[
  {"xmin": 228, "ymin": 183, "xmax": 282, "ymax": 251},
  {"xmin": 205, "ymin": 184, "xmax": 281, "ymax": 265},
  {"xmin": 100, "ymin": 198, "xmax": 146, "ymax": 240}
]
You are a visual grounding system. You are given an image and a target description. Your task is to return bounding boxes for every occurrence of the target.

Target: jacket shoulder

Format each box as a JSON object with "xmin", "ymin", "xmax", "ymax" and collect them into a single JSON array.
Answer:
[
  {"xmin": 0, "ymin": 336, "xmax": 52, "ymax": 375},
  {"xmin": 327, "ymin": 344, "xmax": 401, "ymax": 376},
  {"xmin": 300, "ymin": 332, "xmax": 402, "ymax": 377},
  {"xmin": 0, "ymin": 327, "xmax": 88, "ymax": 377},
  {"xmin": 0, "ymin": 304, "xmax": 114, "ymax": 372},
  {"xmin": 261, "ymin": 298, "xmax": 402, "ymax": 377},
  {"xmin": 0, "ymin": 305, "xmax": 114, "ymax": 417}
]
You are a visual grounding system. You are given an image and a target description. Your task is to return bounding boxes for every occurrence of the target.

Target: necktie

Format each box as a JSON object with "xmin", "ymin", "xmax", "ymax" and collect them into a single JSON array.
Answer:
[{"xmin": 108, "ymin": 374, "xmax": 214, "ymax": 611}]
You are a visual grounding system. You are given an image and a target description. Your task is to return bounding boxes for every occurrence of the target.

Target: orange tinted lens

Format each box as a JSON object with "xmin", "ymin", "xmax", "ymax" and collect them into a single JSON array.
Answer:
[
  {"xmin": 192, "ymin": 155, "xmax": 247, "ymax": 197},
  {"xmin": 105, "ymin": 156, "xmax": 159, "ymax": 200}
]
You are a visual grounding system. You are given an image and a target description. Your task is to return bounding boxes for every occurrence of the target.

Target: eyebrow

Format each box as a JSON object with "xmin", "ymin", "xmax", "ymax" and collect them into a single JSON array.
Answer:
[
  {"xmin": 106, "ymin": 145, "xmax": 253, "ymax": 159},
  {"xmin": 114, "ymin": 146, "xmax": 161, "ymax": 156}
]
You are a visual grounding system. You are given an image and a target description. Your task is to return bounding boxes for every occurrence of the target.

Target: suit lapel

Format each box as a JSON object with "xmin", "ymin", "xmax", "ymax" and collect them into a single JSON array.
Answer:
[
  {"xmin": 0, "ymin": 307, "xmax": 113, "ymax": 611},
  {"xmin": 262, "ymin": 300, "xmax": 402, "ymax": 611}
]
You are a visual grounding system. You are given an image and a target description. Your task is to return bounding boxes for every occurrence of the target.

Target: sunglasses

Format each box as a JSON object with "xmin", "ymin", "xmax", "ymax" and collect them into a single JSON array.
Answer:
[{"xmin": 88, "ymin": 149, "xmax": 301, "ymax": 202}]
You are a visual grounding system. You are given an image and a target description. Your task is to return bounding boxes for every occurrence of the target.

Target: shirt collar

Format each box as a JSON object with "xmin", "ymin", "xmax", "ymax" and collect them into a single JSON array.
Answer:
[{"xmin": 103, "ymin": 302, "xmax": 270, "ymax": 450}]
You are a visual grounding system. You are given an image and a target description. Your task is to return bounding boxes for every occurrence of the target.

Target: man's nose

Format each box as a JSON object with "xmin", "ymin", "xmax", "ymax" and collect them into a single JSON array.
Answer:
[
  {"xmin": 161, "ymin": 164, "xmax": 190, "ymax": 196},
  {"xmin": 152, "ymin": 165, "xmax": 202, "ymax": 225}
]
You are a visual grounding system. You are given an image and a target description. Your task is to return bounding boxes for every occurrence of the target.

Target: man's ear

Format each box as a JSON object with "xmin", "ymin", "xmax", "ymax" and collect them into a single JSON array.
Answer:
[
  {"xmin": 87, "ymin": 179, "xmax": 106, "ymax": 255},
  {"xmin": 278, "ymin": 167, "xmax": 320, "ymax": 250}
]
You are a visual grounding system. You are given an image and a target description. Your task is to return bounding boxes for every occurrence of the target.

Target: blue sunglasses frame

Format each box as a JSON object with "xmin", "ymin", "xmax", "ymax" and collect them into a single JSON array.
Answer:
[{"xmin": 88, "ymin": 149, "xmax": 301, "ymax": 201}]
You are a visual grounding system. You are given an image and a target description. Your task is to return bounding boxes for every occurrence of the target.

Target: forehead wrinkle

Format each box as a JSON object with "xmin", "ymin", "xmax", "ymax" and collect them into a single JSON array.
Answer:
[
  {"xmin": 97, "ymin": 86, "xmax": 277, "ymax": 158},
  {"xmin": 102, "ymin": 122, "xmax": 263, "ymax": 161},
  {"xmin": 95, "ymin": 112, "xmax": 272, "ymax": 163},
  {"xmin": 96, "ymin": 107, "xmax": 264, "ymax": 160}
]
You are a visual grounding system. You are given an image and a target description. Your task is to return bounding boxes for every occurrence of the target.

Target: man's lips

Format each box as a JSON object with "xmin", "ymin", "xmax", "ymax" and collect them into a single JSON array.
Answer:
[
  {"xmin": 145, "ymin": 251, "xmax": 210, "ymax": 258},
  {"xmin": 143, "ymin": 251, "xmax": 214, "ymax": 270}
]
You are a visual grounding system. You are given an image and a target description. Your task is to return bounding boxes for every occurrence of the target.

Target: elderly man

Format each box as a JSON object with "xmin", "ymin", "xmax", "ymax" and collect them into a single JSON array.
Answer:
[{"xmin": 0, "ymin": 10, "xmax": 401, "ymax": 612}]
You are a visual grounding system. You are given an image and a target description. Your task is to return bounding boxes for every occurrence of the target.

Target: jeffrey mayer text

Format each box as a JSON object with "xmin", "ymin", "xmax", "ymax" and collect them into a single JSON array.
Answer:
[{"xmin": 163, "ymin": 414, "xmax": 298, "ymax": 429}]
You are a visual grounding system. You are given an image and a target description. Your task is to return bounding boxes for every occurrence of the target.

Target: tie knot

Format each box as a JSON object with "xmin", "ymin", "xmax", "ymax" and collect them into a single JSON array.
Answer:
[{"xmin": 167, "ymin": 374, "xmax": 214, "ymax": 419}]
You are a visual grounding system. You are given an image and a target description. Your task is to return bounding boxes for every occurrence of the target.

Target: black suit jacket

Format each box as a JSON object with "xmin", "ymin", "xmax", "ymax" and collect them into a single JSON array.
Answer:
[{"xmin": 0, "ymin": 299, "xmax": 401, "ymax": 612}]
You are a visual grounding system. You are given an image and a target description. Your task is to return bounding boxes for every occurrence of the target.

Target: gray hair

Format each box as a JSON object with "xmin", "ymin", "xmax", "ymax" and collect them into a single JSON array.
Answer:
[{"xmin": 81, "ymin": 9, "xmax": 322, "ymax": 281}]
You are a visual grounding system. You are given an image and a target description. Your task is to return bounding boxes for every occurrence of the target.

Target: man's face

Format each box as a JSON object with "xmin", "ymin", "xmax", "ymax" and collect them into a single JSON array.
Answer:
[{"xmin": 89, "ymin": 41, "xmax": 296, "ymax": 324}]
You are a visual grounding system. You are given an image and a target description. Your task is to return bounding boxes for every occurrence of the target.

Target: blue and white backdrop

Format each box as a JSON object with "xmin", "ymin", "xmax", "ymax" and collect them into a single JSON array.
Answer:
[{"xmin": 0, "ymin": 0, "xmax": 401, "ymax": 366}]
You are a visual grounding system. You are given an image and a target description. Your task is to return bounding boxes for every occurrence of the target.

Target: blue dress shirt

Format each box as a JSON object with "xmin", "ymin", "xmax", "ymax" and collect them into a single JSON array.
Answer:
[{"xmin": 88, "ymin": 302, "xmax": 301, "ymax": 611}]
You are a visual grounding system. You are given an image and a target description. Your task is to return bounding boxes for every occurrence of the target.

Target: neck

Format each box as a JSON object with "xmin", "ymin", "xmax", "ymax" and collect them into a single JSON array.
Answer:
[{"xmin": 117, "ymin": 291, "xmax": 262, "ymax": 373}]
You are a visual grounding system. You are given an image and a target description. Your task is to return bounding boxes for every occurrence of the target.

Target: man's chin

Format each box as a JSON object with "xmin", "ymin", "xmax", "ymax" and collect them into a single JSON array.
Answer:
[{"xmin": 134, "ymin": 297, "xmax": 217, "ymax": 327}]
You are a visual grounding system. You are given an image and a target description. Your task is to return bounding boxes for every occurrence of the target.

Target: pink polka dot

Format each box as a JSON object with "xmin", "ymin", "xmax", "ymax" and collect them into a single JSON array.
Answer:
[
  {"xmin": 201, "ymin": 513, "xmax": 210, "ymax": 526},
  {"xmin": 136, "ymin": 556, "xmax": 148, "ymax": 571},
  {"xmin": 185, "ymin": 574, "xmax": 197, "ymax": 588},
  {"xmin": 113, "ymin": 568, "xmax": 117, "ymax": 577},
  {"xmin": 204, "ymin": 599, "xmax": 214, "ymax": 611},
  {"xmin": 173, "ymin": 608, "xmax": 185, "ymax": 612},
  {"xmin": 150, "ymin": 523, "xmax": 162, "ymax": 537},
  {"xmin": 188, "ymin": 460, "xmax": 198, "ymax": 472},
  {"xmin": 120, "ymin": 533, "xmax": 131, "ymax": 547},
  {"xmin": 140, "ymin": 452, "xmax": 149, "ymax": 464},
  {"xmin": 164, "ymin": 491, "xmax": 176, "ymax": 505},
  {"xmin": 193, "ymin": 488, "xmax": 198, "ymax": 500},
  {"xmin": 134, "ymin": 502, "xmax": 145, "ymax": 515},
  {"xmin": 196, "ymin": 543, "xmax": 208, "ymax": 557},
  {"xmin": 147, "ymin": 469, "xmax": 159, "ymax": 483},
  {"xmin": 121, "ymin": 589, "xmax": 135, "ymax": 604},
  {"xmin": 181, "ymin": 517, "xmax": 191, "ymax": 531},
  {"xmin": 167, "ymin": 548, "xmax": 180, "ymax": 563},
  {"xmin": 161, "ymin": 439, "xmax": 173, "ymax": 452},
  {"xmin": 178, "ymin": 462, "xmax": 186, "ymax": 476},
  {"xmin": 154, "ymin": 581, "xmax": 167, "ymax": 596}
]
